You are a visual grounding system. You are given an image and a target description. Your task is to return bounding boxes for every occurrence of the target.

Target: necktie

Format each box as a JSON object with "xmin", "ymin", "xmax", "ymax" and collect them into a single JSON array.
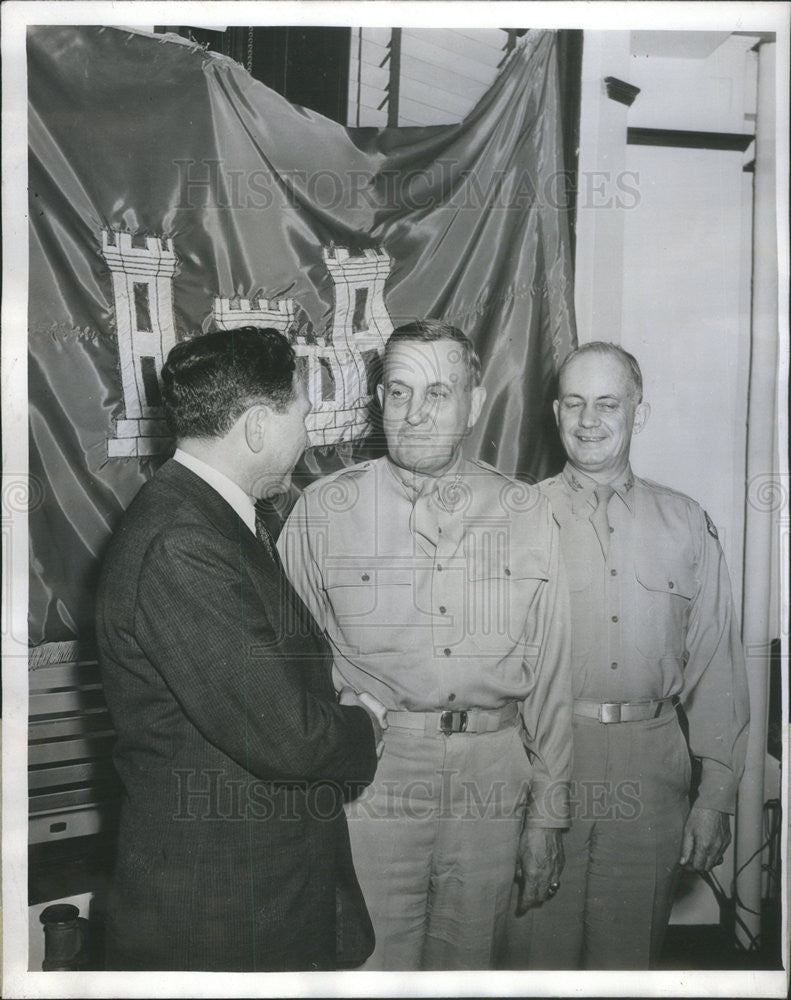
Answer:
[
  {"xmin": 411, "ymin": 489, "xmax": 437, "ymax": 557},
  {"xmin": 590, "ymin": 484, "xmax": 615, "ymax": 559},
  {"xmin": 254, "ymin": 508, "xmax": 277, "ymax": 561}
]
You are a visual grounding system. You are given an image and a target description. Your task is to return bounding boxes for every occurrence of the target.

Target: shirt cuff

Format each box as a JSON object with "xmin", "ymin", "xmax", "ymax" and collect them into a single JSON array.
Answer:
[
  {"xmin": 695, "ymin": 759, "xmax": 737, "ymax": 814},
  {"xmin": 524, "ymin": 778, "xmax": 570, "ymax": 829}
]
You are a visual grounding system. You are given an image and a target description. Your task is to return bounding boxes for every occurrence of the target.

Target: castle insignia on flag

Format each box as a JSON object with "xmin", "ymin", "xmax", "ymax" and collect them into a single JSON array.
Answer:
[{"xmin": 102, "ymin": 231, "xmax": 393, "ymax": 459}]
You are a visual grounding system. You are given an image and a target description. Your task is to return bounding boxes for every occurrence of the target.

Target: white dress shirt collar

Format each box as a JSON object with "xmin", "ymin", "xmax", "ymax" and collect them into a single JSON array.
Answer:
[{"xmin": 173, "ymin": 448, "xmax": 256, "ymax": 535}]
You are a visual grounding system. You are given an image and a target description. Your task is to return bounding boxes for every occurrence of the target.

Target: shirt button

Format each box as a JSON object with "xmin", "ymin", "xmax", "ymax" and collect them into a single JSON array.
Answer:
[
  {"xmin": 609, "ymin": 526, "xmax": 614, "ymax": 533},
  {"xmin": 610, "ymin": 661, "xmax": 618, "ymax": 670},
  {"xmin": 448, "ymin": 692, "xmax": 456, "ymax": 701},
  {"xmin": 611, "ymin": 615, "xmax": 619, "ymax": 623},
  {"xmin": 444, "ymin": 648, "xmax": 452, "ymax": 657},
  {"xmin": 361, "ymin": 573, "xmax": 370, "ymax": 581},
  {"xmin": 439, "ymin": 605, "xmax": 447, "ymax": 614},
  {"xmin": 438, "ymin": 526, "xmax": 442, "ymax": 534},
  {"xmin": 668, "ymin": 581, "xmax": 674, "ymax": 589},
  {"xmin": 437, "ymin": 564, "xmax": 443, "ymax": 572},
  {"xmin": 504, "ymin": 567, "xmax": 511, "ymax": 576},
  {"xmin": 610, "ymin": 569, "xmax": 617, "ymax": 576}
]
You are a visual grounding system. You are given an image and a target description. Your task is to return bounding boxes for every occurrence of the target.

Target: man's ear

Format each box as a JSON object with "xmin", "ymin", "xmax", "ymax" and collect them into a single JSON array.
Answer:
[
  {"xmin": 632, "ymin": 401, "xmax": 650, "ymax": 435},
  {"xmin": 244, "ymin": 404, "xmax": 270, "ymax": 453},
  {"xmin": 552, "ymin": 399, "xmax": 560, "ymax": 426},
  {"xmin": 376, "ymin": 384, "xmax": 384, "ymax": 409},
  {"xmin": 468, "ymin": 385, "xmax": 487, "ymax": 428}
]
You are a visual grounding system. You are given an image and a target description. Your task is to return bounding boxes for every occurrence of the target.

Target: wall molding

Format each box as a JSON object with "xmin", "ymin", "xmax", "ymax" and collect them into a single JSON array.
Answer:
[{"xmin": 627, "ymin": 127, "xmax": 754, "ymax": 152}]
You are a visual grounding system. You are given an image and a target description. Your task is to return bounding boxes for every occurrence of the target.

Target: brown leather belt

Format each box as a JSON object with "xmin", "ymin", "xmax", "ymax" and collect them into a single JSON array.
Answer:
[
  {"xmin": 573, "ymin": 698, "xmax": 674, "ymax": 724},
  {"xmin": 388, "ymin": 701, "xmax": 519, "ymax": 736}
]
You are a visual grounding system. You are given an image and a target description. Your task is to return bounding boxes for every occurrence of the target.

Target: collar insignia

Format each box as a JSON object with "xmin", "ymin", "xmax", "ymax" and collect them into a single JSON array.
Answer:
[{"xmin": 569, "ymin": 472, "xmax": 584, "ymax": 491}]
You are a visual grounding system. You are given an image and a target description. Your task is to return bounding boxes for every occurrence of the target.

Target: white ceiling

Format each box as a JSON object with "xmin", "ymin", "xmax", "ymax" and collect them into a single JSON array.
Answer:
[{"xmin": 630, "ymin": 31, "xmax": 733, "ymax": 60}]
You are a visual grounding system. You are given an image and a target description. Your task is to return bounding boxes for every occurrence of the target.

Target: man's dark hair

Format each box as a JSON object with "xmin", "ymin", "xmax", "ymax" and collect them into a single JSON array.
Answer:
[
  {"xmin": 161, "ymin": 327, "xmax": 297, "ymax": 438},
  {"xmin": 383, "ymin": 319, "xmax": 482, "ymax": 387},
  {"xmin": 557, "ymin": 341, "xmax": 643, "ymax": 402}
]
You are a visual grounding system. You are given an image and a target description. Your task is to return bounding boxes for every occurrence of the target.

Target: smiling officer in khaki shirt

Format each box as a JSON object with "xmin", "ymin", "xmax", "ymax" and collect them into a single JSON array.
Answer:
[
  {"xmin": 503, "ymin": 341, "xmax": 749, "ymax": 970},
  {"xmin": 279, "ymin": 320, "xmax": 572, "ymax": 970}
]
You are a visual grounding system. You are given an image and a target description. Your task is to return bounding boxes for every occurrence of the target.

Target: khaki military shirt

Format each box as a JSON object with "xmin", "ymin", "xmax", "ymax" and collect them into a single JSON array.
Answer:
[
  {"xmin": 540, "ymin": 464, "xmax": 749, "ymax": 814},
  {"xmin": 279, "ymin": 455, "xmax": 572, "ymax": 827}
]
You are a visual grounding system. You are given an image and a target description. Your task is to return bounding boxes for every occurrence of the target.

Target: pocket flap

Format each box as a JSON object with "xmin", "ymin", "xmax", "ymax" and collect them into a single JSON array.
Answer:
[
  {"xmin": 468, "ymin": 548, "xmax": 548, "ymax": 583},
  {"xmin": 635, "ymin": 562, "xmax": 695, "ymax": 599},
  {"xmin": 324, "ymin": 567, "xmax": 375, "ymax": 589}
]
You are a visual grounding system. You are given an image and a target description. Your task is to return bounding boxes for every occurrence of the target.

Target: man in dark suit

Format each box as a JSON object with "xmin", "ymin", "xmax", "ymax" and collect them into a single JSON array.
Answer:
[{"xmin": 96, "ymin": 327, "xmax": 382, "ymax": 972}]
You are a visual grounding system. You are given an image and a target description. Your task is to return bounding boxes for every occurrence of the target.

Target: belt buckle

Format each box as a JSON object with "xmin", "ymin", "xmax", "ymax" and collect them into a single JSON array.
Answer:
[
  {"xmin": 440, "ymin": 710, "xmax": 468, "ymax": 735},
  {"xmin": 600, "ymin": 702, "xmax": 622, "ymax": 724}
]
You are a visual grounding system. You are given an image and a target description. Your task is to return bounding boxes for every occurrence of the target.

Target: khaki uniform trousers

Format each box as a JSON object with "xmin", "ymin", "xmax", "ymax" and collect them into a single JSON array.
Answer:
[
  {"xmin": 501, "ymin": 709, "xmax": 690, "ymax": 970},
  {"xmin": 345, "ymin": 715, "xmax": 530, "ymax": 970}
]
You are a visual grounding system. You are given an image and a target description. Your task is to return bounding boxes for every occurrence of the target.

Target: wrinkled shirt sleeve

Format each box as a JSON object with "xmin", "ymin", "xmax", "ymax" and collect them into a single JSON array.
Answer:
[
  {"xmin": 521, "ymin": 501, "xmax": 573, "ymax": 828},
  {"xmin": 680, "ymin": 505, "xmax": 749, "ymax": 814},
  {"xmin": 278, "ymin": 493, "xmax": 329, "ymax": 630}
]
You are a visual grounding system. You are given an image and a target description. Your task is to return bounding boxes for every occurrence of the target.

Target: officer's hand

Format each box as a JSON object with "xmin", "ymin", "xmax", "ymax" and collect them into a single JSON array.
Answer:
[
  {"xmin": 679, "ymin": 806, "xmax": 731, "ymax": 871},
  {"xmin": 358, "ymin": 691, "xmax": 388, "ymax": 731},
  {"xmin": 359, "ymin": 692, "xmax": 388, "ymax": 758},
  {"xmin": 514, "ymin": 827, "xmax": 565, "ymax": 915},
  {"xmin": 338, "ymin": 687, "xmax": 387, "ymax": 757}
]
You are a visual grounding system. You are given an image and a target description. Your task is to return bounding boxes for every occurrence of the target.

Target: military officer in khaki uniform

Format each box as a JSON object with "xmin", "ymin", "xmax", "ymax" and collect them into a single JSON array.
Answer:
[
  {"xmin": 503, "ymin": 341, "xmax": 749, "ymax": 969},
  {"xmin": 279, "ymin": 320, "xmax": 573, "ymax": 970}
]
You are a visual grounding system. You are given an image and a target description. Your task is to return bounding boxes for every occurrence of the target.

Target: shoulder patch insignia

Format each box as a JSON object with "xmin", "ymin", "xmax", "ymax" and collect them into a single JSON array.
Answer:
[{"xmin": 704, "ymin": 511, "xmax": 718, "ymax": 539}]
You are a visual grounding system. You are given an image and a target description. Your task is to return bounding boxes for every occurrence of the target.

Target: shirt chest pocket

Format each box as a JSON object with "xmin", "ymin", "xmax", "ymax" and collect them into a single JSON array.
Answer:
[
  {"xmin": 634, "ymin": 561, "xmax": 696, "ymax": 658},
  {"xmin": 323, "ymin": 566, "xmax": 416, "ymax": 648},
  {"xmin": 466, "ymin": 564, "xmax": 549, "ymax": 648}
]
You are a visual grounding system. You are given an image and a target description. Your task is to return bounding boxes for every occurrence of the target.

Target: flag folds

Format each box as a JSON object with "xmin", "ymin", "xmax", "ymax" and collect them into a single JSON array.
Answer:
[{"xmin": 27, "ymin": 25, "xmax": 576, "ymax": 645}]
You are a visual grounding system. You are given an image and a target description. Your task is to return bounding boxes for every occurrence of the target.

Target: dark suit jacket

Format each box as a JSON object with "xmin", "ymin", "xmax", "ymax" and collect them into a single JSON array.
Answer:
[{"xmin": 95, "ymin": 460, "xmax": 377, "ymax": 971}]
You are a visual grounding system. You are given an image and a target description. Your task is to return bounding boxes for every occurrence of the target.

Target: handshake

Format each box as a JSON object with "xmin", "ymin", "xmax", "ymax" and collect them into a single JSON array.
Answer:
[{"xmin": 337, "ymin": 679, "xmax": 388, "ymax": 757}]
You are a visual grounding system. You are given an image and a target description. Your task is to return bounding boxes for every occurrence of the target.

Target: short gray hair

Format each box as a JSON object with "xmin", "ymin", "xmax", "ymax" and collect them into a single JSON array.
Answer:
[
  {"xmin": 384, "ymin": 319, "xmax": 482, "ymax": 388},
  {"xmin": 557, "ymin": 342, "xmax": 643, "ymax": 402}
]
